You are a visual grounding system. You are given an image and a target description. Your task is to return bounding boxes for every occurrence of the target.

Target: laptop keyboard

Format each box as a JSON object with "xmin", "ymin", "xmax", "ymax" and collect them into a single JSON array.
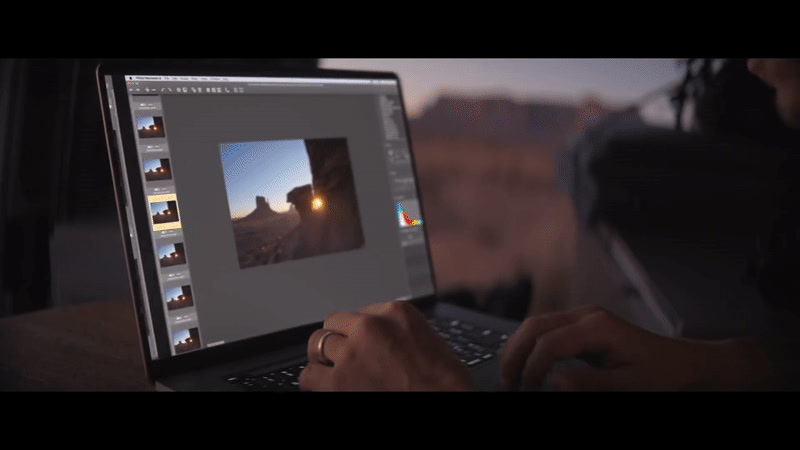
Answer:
[
  {"xmin": 225, "ymin": 316, "xmax": 510, "ymax": 391},
  {"xmin": 225, "ymin": 361, "xmax": 307, "ymax": 392},
  {"xmin": 427, "ymin": 317, "xmax": 510, "ymax": 368}
]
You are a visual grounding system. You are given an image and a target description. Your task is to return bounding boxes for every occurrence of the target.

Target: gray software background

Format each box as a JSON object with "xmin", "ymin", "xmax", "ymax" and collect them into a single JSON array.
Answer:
[{"xmin": 160, "ymin": 93, "xmax": 411, "ymax": 345}]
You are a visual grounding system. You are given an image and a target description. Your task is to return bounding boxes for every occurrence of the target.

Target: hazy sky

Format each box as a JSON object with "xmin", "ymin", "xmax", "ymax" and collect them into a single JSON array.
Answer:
[
  {"xmin": 321, "ymin": 59, "xmax": 684, "ymax": 117},
  {"xmin": 158, "ymin": 243, "xmax": 176, "ymax": 259},
  {"xmin": 150, "ymin": 201, "xmax": 169, "ymax": 215},
  {"xmin": 136, "ymin": 116, "xmax": 155, "ymax": 130},
  {"xmin": 173, "ymin": 329, "xmax": 190, "ymax": 345},
  {"xmin": 165, "ymin": 286, "xmax": 183, "ymax": 301},
  {"xmin": 220, "ymin": 139, "xmax": 313, "ymax": 218},
  {"xmin": 143, "ymin": 158, "xmax": 165, "ymax": 172}
]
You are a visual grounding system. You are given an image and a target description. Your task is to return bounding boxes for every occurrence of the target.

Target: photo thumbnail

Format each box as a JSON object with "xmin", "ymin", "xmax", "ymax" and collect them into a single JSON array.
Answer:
[
  {"xmin": 150, "ymin": 200, "xmax": 179, "ymax": 224},
  {"xmin": 219, "ymin": 137, "xmax": 364, "ymax": 270},
  {"xmin": 136, "ymin": 116, "xmax": 166, "ymax": 139},
  {"xmin": 172, "ymin": 327, "xmax": 201, "ymax": 354},
  {"xmin": 148, "ymin": 193, "xmax": 182, "ymax": 231},
  {"xmin": 165, "ymin": 285, "xmax": 194, "ymax": 311},
  {"xmin": 158, "ymin": 242, "xmax": 187, "ymax": 268},
  {"xmin": 143, "ymin": 158, "xmax": 172, "ymax": 182}
]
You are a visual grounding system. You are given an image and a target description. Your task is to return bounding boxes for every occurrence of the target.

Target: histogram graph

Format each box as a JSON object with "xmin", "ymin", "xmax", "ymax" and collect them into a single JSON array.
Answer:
[{"xmin": 397, "ymin": 200, "xmax": 423, "ymax": 227}]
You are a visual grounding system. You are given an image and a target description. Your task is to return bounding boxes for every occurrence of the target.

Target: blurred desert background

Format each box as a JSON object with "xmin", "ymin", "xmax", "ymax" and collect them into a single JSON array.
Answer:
[
  {"xmin": 320, "ymin": 59, "xmax": 682, "ymax": 315},
  {"xmin": 407, "ymin": 96, "xmax": 613, "ymax": 312}
]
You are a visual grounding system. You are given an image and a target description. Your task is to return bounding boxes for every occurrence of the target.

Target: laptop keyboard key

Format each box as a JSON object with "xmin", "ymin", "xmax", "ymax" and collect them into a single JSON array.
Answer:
[{"xmin": 457, "ymin": 322, "xmax": 475, "ymax": 332}]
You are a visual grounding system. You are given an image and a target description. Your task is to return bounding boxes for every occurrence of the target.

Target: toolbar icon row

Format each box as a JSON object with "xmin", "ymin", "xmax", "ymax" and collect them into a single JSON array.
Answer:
[{"xmin": 128, "ymin": 86, "xmax": 245, "ymax": 94}]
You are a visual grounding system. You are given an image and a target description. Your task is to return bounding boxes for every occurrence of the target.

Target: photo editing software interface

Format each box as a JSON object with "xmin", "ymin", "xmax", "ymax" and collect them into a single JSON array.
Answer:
[{"xmin": 104, "ymin": 73, "xmax": 433, "ymax": 359}]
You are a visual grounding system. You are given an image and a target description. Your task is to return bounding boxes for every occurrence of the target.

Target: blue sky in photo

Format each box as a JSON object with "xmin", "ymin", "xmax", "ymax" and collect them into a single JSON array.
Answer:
[
  {"xmin": 172, "ymin": 329, "xmax": 190, "ymax": 345},
  {"xmin": 164, "ymin": 286, "xmax": 183, "ymax": 301},
  {"xmin": 143, "ymin": 158, "xmax": 165, "ymax": 172},
  {"xmin": 136, "ymin": 116, "xmax": 155, "ymax": 130},
  {"xmin": 220, "ymin": 139, "xmax": 313, "ymax": 218},
  {"xmin": 150, "ymin": 201, "xmax": 169, "ymax": 214},
  {"xmin": 158, "ymin": 243, "xmax": 176, "ymax": 259}
]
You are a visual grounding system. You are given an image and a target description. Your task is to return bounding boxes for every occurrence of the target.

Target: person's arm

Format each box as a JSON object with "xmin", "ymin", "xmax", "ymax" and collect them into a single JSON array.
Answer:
[
  {"xmin": 498, "ymin": 305, "xmax": 778, "ymax": 391},
  {"xmin": 298, "ymin": 301, "xmax": 782, "ymax": 391}
]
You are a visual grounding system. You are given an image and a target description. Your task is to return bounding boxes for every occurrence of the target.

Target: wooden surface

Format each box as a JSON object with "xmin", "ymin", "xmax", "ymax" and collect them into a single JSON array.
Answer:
[{"xmin": 0, "ymin": 300, "xmax": 154, "ymax": 391}]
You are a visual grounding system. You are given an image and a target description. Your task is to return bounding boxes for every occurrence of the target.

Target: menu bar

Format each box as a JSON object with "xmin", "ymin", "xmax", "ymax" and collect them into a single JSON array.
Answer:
[
  {"xmin": 125, "ymin": 76, "xmax": 398, "ymax": 96},
  {"xmin": 126, "ymin": 75, "xmax": 397, "ymax": 85}
]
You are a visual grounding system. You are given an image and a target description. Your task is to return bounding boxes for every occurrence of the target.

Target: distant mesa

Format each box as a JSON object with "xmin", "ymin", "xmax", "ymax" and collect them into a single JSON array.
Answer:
[
  {"xmin": 575, "ymin": 96, "xmax": 612, "ymax": 130},
  {"xmin": 409, "ymin": 95, "xmax": 615, "ymax": 148},
  {"xmin": 239, "ymin": 196, "xmax": 279, "ymax": 221}
]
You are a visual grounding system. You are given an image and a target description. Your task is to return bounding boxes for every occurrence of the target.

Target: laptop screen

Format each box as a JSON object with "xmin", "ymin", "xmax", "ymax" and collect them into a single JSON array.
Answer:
[{"xmin": 103, "ymin": 72, "xmax": 434, "ymax": 359}]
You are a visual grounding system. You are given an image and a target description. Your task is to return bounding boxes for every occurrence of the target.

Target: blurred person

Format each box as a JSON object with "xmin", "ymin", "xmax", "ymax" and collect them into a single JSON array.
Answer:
[
  {"xmin": 298, "ymin": 59, "xmax": 800, "ymax": 391},
  {"xmin": 748, "ymin": 59, "xmax": 800, "ymax": 129}
]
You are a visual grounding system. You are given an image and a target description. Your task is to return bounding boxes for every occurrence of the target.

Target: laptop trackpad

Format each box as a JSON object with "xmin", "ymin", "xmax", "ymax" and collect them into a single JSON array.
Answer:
[{"xmin": 473, "ymin": 357, "xmax": 591, "ymax": 391}]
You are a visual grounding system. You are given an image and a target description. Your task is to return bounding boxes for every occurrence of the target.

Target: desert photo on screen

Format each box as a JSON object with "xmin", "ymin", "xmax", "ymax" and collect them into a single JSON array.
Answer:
[{"xmin": 220, "ymin": 137, "xmax": 365, "ymax": 269}]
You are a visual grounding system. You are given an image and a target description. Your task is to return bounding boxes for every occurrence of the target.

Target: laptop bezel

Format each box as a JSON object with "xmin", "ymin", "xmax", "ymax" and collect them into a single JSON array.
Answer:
[{"xmin": 96, "ymin": 61, "xmax": 439, "ymax": 382}]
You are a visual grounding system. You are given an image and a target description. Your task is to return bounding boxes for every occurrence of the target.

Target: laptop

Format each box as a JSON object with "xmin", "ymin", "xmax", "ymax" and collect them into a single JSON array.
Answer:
[{"xmin": 96, "ymin": 61, "xmax": 522, "ymax": 391}]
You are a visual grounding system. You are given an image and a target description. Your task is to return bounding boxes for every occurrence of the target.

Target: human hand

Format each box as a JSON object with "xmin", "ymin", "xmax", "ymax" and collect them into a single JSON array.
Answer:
[
  {"xmin": 499, "ymin": 305, "xmax": 772, "ymax": 391},
  {"xmin": 298, "ymin": 301, "xmax": 475, "ymax": 391}
]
